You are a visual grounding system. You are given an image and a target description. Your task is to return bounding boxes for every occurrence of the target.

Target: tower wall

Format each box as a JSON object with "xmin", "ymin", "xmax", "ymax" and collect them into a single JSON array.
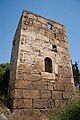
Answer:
[{"xmin": 9, "ymin": 10, "xmax": 75, "ymax": 113}]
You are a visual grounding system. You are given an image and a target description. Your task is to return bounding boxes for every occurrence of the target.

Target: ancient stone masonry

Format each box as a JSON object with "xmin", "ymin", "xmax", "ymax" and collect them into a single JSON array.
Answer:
[{"xmin": 9, "ymin": 10, "xmax": 75, "ymax": 115}]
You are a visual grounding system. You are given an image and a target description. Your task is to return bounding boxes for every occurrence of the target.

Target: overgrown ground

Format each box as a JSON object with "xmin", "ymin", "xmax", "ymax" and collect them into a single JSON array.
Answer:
[
  {"xmin": 0, "ymin": 99, "xmax": 49, "ymax": 120},
  {"xmin": 0, "ymin": 92, "xmax": 80, "ymax": 120},
  {"xmin": 50, "ymin": 98, "xmax": 80, "ymax": 120}
]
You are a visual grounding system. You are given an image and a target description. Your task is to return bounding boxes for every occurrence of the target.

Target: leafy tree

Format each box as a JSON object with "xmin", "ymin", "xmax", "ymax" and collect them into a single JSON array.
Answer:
[
  {"xmin": 72, "ymin": 61, "xmax": 80, "ymax": 88},
  {"xmin": 0, "ymin": 63, "xmax": 10, "ymax": 97}
]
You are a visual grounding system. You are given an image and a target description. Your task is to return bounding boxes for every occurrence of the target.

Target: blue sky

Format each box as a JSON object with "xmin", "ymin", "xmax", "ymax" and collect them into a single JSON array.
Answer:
[{"xmin": 0, "ymin": 0, "xmax": 80, "ymax": 65}]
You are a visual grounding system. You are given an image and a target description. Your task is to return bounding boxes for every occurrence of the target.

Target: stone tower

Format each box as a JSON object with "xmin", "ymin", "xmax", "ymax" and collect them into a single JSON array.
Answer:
[{"xmin": 9, "ymin": 10, "xmax": 75, "ymax": 113}]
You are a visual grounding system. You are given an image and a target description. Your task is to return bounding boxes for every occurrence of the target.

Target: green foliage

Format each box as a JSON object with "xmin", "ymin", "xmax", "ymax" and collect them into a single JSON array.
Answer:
[
  {"xmin": 0, "ymin": 63, "xmax": 10, "ymax": 97},
  {"xmin": 60, "ymin": 101, "xmax": 80, "ymax": 120},
  {"xmin": 50, "ymin": 100, "xmax": 80, "ymax": 120},
  {"xmin": 72, "ymin": 61, "xmax": 80, "ymax": 87}
]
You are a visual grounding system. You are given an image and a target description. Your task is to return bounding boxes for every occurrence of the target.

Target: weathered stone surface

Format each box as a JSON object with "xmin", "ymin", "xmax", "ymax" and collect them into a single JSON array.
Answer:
[
  {"xmin": 65, "ymin": 83, "xmax": 75, "ymax": 92},
  {"xmin": 54, "ymin": 83, "xmax": 65, "ymax": 91},
  {"xmin": 41, "ymin": 72, "xmax": 55, "ymax": 79},
  {"xmin": 15, "ymin": 80, "xmax": 32, "ymax": 89},
  {"xmin": 40, "ymin": 90, "xmax": 51, "ymax": 99},
  {"xmin": 33, "ymin": 99, "xmax": 48, "ymax": 109},
  {"xmin": 48, "ymin": 99, "xmax": 55, "ymax": 108},
  {"xmin": 13, "ymin": 99, "xmax": 32, "ymax": 109},
  {"xmin": 54, "ymin": 63, "xmax": 58, "ymax": 74},
  {"xmin": 55, "ymin": 100, "xmax": 62, "ymax": 107},
  {"xmin": 48, "ymin": 82, "xmax": 54, "ymax": 90},
  {"xmin": 28, "ymin": 13, "xmax": 37, "ymax": 20},
  {"xmin": 23, "ymin": 90, "xmax": 40, "ymax": 99},
  {"xmin": 38, "ymin": 17, "xmax": 47, "ymax": 24},
  {"xmin": 9, "ymin": 10, "xmax": 75, "ymax": 116},
  {"xmin": 14, "ymin": 89, "xmax": 23, "ymax": 98},
  {"xmin": 10, "ymin": 90, "xmax": 15, "ymax": 99},
  {"xmin": 13, "ymin": 109, "xmax": 32, "ymax": 120},
  {"xmin": 52, "ymin": 91, "xmax": 62, "ymax": 100},
  {"xmin": 57, "ymin": 77, "xmax": 65, "ymax": 84},
  {"xmin": 62, "ymin": 92, "xmax": 72, "ymax": 99},
  {"xmin": 24, "ymin": 74, "xmax": 41, "ymax": 81},
  {"xmin": 58, "ymin": 66, "xmax": 72, "ymax": 78},
  {"xmin": 30, "ymin": 81, "xmax": 48, "ymax": 90}
]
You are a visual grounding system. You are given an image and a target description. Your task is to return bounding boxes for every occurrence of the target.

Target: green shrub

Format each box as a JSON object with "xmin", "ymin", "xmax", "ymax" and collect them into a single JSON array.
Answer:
[
  {"xmin": 60, "ymin": 101, "xmax": 80, "ymax": 120},
  {"xmin": 50, "ymin": 100, "xmax": 80, "ymax": 120},
  {"xmin": 0, "ymin": 63, "xmax": 10, "ymax": 97}
]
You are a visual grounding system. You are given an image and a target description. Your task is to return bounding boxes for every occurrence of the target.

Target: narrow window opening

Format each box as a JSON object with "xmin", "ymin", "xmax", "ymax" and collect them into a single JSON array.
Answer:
[
  {"xmin": 45, "ymin": 57, "xmax": 52, "ymax": 73},
  {"xmin": 54, "ymin": 33, "xmax": 56, "ymax": 38},
  {"xmin": 52, "ymin": 45, "xmax": 57, "ymax": 52},
  {"xmin": 21, "ymin": 42, "xmax": 23, "ymax": 45},
  {"xmin": 48, "ymin": 23, "xmax": 52, "ymax": 30},
  {"xmin": 13, "ymin": 40, "xmax": 15, "ymax": 46}
]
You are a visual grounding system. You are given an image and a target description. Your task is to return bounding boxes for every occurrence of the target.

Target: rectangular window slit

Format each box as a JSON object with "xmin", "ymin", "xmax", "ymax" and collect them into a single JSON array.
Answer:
[{"xmin": 48, "ymin": 23, "xmax": 52, "ymax": 30}]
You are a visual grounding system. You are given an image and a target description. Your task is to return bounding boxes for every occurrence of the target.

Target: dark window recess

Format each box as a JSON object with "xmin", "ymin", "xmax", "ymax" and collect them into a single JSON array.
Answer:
[
  {"xmin": 54, "ymin": 33, "xmax": 56, "ymax": 38},
  {"xmin": 21, "ymin": 42, "xmax": 23, "ymax": 45},
  {"xmin": 48, "ymin": 23, "xmax": 52, "ymax": 30},
  {"xmin": 13, "ymin": 40, "xmax": 15, "ymax": 46},
  {"xmin": 45, "ymin": 57, "xmax": 52, "ymax": 73},
  {"xmin": 24, "ymin": 15, "xmax": 27, "ymax": 18},
  {"xmin": 52, "ymin": 45, "xmax": 57, "ymax": 52}
]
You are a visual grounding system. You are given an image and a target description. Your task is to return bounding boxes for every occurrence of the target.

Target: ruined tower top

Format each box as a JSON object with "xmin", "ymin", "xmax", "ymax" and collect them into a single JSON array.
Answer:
[{"xmin": 9, "ymin": 10, "xmax": 75, "ymax": 118}]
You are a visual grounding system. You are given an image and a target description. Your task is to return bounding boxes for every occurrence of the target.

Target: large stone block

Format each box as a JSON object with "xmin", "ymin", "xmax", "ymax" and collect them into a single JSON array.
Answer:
[
  {"xmin": 64, "ymin": 77, "xmax": 72, "ymax": 83},
  {"xmin": 40, "ymin": 90, "xmax": 51, "ymax": 99},
  {"xmin": 33, "ymin": 98, "xmax": 55, "ymax": 109},
  {"xmin": 55, "ymin": 100, "xmax": 62, "ymax": 107},
  {"xmin": 23, "ymin": 12, "xmax": 28, "ymax": 17},
  {"xmin": 48, "ymin": 99, "xmax": 55, "ymax": 108},
  {"xmin": 23, "ymin": 90, "xmax": 40, "ymax": 99},
  {"xmin": 28, "ymin": 13, "xmax": 37, "ymax": 20},
  {"xmin": 58, "ymin": 66, "xmax": 72, "ymax": 78},
  {"xmin": 14, "ymin": 89, "xmax": 23, "ymax": 99},
  {"xmin": 57, "ymin": 77, "xmax": 65, "ymax": 84},
  {"xmin": 62, "ymin": 92, "xmax": 72, "ymax": 99},
  {"xmin": 24, "ymin": 74, "xmax": 41, "ymax": 81},
  {"xmin": 30, "ymin": 81, "xmax": 48, "ymax": 90},
  {"xmin": 38, "ymin": 17, "xmax": 47, "ymax": 24},
  {"xmin": 13, "ymin": 109, "xmax": 32, "ymax": 120},
  {"xmin": 13, "ymin": 99, "xmax": 32, "ymax": 109},
  {"xmin": 65, "ymin": 83, "xmax": 75, "ymax": 92},
  {"xmin": 41, "ymin": 72, "xmax": 55, "ymax": 79},
  {"xmin": 33, "ymin": 99, "xmax": 48, "ymax": 109},
  {"xmin": 54, "ymin": 83, "xmax": 65, "ymax": 91},
  {"xmin": 15, "ymin": 80, "xmax": 32, "ymax": 89},
  {"xmin": 52, "ymin": 91, "xmax": 62, "ymax": 100}
]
